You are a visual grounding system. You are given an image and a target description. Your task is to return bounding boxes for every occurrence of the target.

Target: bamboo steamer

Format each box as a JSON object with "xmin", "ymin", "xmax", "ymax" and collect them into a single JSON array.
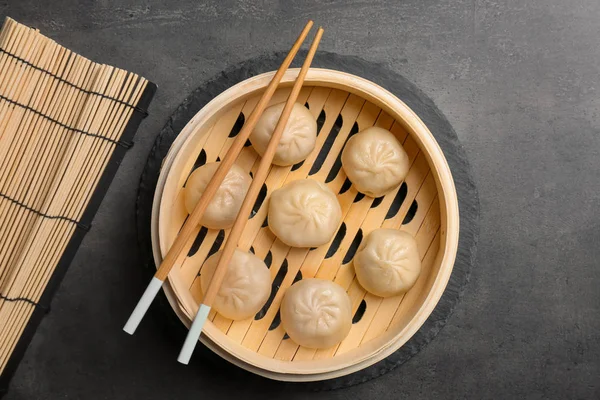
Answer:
[{"xmin": 150, "ymin": 69, "xmax": 459, "ymax": 381}]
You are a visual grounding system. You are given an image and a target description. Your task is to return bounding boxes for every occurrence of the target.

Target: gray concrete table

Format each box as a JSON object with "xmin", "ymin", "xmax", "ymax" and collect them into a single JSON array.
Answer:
[{"xmin": 3, "ymin": 1, "xmax": 599, "ymax": 399}]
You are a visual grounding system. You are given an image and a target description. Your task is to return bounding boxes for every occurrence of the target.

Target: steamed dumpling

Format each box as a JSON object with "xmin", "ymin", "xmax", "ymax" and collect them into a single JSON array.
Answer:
[
  {"xmin": 200, "ymin": 249, "xmax": 271, "ymax": 320},
  {"xmin": 184, "ymin": 162, "xmax": 251, "ymax": 229},
  {"xmin": 268, "ymin": 179, "xmax": 342, "ymax": 248},
  {"xmin": 280, "ymin": 279, "xmax": 352, "ymax": 349},
  {"xmin": 250, "ymin": 102, "xmax": 317, "ymax": 166},
  {"xmin": 354, "ymin": 229, "xmax": 421, "ymax": 297},
  {"xmin": 341, "ymin": 127, "xmax": 409, "ymax": 197}
]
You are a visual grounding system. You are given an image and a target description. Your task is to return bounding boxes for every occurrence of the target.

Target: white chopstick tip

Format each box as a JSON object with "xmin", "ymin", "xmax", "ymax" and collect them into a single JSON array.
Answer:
[
  {"xmin": 177, "ymin": 304, "xmax": 212, "ymax": 365},
  {"xmin": 123, "ymin": 277, "xmax": 164, "ymax": 335}
]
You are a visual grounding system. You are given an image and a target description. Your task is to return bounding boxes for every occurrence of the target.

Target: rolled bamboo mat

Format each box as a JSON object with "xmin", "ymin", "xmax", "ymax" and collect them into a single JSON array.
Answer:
[{"xmin": 0, "ymin": 17, "xmax": 156, "ymax": 391}]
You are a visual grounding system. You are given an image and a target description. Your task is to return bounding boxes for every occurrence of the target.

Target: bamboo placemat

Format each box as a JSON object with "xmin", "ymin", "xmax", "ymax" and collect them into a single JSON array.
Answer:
[{"xmin": 0, "ymin": 17, "xmax": 156, "ymax": 392}]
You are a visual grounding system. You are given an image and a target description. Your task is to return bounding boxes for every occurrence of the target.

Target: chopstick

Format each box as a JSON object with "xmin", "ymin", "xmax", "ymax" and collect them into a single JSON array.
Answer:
[
  {"xmin": 177, "ymin": 27, "xmax": 325, "ymax": 365},
  {"xmin": 123, "ymin": 20, "xmax": 315, "ymax": 336}
]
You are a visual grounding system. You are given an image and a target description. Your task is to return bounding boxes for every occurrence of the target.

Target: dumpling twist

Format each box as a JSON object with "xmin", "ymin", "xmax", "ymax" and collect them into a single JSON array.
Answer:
[
  {"xmin": 268, "ymin": 179, "xmax": 342, "ymax": 248},
  {"xmin": 341, "ymin": 127, "xmax": 409, "ymax": 197},
  {"xmin": 280, "ymin": 279, "xmax": 352, "ymax": 349},
  {"xmin": 250, "ymin": 102, "xmax": 317, "ymax": 166},
  {"xmin": 200, "ymin": 249, "xmax": 271, "ymax": 320},
  {"xmin": 354, "ymin": 229, "xmax": 421, "ymax": 297},
  {"xmin": 184, "ymin": 162, "xmax": 251, "ymax": 229}
]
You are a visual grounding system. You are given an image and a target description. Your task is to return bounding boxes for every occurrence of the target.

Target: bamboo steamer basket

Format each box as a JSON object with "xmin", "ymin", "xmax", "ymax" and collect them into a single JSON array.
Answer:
[{"xmin": 150, "ymin": 69, "xmax": 459, "ymax": 381}]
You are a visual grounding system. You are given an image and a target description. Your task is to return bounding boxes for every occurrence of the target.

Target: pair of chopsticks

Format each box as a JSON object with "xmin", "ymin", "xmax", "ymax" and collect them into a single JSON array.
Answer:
[{"xmin": 123, "ymin": 20, "xmax": 323, "ymax": 365}]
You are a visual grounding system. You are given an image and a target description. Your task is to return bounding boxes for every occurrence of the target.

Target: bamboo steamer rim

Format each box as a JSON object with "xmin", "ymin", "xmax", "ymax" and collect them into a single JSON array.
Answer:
[{"xmin": 150, "ymin": 69, "xmax": 459, "ymax": 379}]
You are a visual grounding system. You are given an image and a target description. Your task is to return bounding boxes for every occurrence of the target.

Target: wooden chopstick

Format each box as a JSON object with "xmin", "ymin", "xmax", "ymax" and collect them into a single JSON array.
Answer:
[
  {"xmin": 123, "ymin": 20, "xmax": 314, "ymax": 336},
  {"xmin": 177, "ymin": 26, "xmax": 324, "ymax": 365}
]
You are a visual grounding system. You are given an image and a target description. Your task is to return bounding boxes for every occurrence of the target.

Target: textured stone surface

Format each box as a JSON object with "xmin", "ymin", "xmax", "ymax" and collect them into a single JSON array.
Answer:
[{"xmin": 2, "ymin": 0, "xmax": 600, "ymax": 399}]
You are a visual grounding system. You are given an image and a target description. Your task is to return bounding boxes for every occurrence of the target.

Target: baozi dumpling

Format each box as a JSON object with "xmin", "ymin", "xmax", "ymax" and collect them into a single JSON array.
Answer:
[
  {"xmin": 268, "ymin": 179, "xmax": 342, "ymax": 248},
  {"xmin": 341, "ymin": 127, "xmax": 409, "ymax": 197},
  {"xmin": 354, "ymin": 229, "xmax": 421, "ymax": 297},
  {"xmin": 200, "ymin": 249, "xmax": 271, "ymax": 320},
  {"xmin": 250, "ymin": 102, "xmax": 317, "ymax": 166},
  {"xmin": 184, "ymin": 162, "xmax": 251, "ymax": 229},
  {"xmin": 280, "ymin": 279, "xmax": 352, "ymax": 349}
]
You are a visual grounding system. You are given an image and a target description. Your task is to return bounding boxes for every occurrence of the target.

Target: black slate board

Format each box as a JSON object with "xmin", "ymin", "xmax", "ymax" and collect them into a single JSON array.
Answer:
[{"xmin": 135, "ymin": 51, "xmax": 479, "ymax": 391}]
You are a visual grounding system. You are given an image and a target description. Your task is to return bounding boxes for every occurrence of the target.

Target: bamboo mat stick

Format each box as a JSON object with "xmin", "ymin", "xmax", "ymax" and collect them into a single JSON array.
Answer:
[
  {"xmin": 0, "ymin": 25, "xmax": 31, "ymax": 131},
  {"xmin": 0, "ymin": 43, "xmax": 71, "ymax": 276},
  {"xmin": 0, "ymin": 47, "xmax": 97, "ymax": 304},
  {"xmin": 66, "ymin": 78, "xmax": 143, "ymax": 219},
  {"xmin": 29, "ymin": 57, "xmax": 96, "ymax": 216},
  {"xmin": 177, "ymin": 26, "xmax": 324, "ymax": 365},
  {"xmin": 0, "ymin": 71, "xmax": 137, "ymax": 344},
  {"xmin": 28, "ymin": 77, "xmax": 141, "ymax": 300},
  {"xmin": 0, "ymin": 17, "xmax": 152, "ymax": 374},
  {"xmin": 49, "ymin": 66, "xmax": 119, "ymax": 211},
  {"xmin": 0, "ymin": 42, "xmax": 63, "ymax": 264},
  {"xmin": 0, "ymin": 42, "xmax": 58, "ymax": 241},
  {"xmin": 0, "ymin": 28, "xmax": 45, "ymax": 187},
  {"xmin": 3, "ymin": 72, "xmax": 142, "ymax": 308},
  {"xmin": 0, "ymin": 72, "xmax": 142, "ymax": 362},
  {"xmin": 0, "ymin": 41, "xmax": 61, "ymax": 181},
  {"xmin": 1, "ymin": 48, "xmax": 92, "ymax": 350},
  {"xmin": 0, "ymin": 23, "xmax": 31, "ymax": 132},
  {"xmin": 0, "ymin": 75, "xmax": 145, "ymax": 366},
  {"xmin": 0, "ymin": 23, "xmax": 32, "ymax": 102},
  {"xmin": 0, "ymin": 36, "xmax": 57, "ymax": 282},
  {"xmin": 1, "ymin": 67, "xmax": 113, "ymax": 288},
  {"xmin": 123, "ymin": 20, "xmax": 314, "ymax": 336},
  {"xmin": 7, "ymin": 48, "xmax": 64, "ymax": 197},
  {"xmin": 0, "ymin": 67, "xmax": 115, "ymax": 302},
  {"xmin": 60, "ymin": 70, "xmax": 132, "ymax": 212},
  {"xmin": 0, "ymin": 25, "xmax": 43, "ymax": 141},
  {"xmin": 0, "ymin": 65, "xmax": 108, "ymax": 321},
  {"xmin": 39, "ymin": 65, "xmax": 108, "ymax": 216},
  {"xmin": 6, "ymin": 51, "xmax": 80, "ymax": 223},
  {"xmin": 0, "ymin": 53, "xmax": 93, "ymax": 286},
  {"xmin": 0, "ymin": 75, "xmax": 146, "ymax": 366},
  {"xmin": 0, "ymin": 34, "xmax": 51, "ymax": 202}
]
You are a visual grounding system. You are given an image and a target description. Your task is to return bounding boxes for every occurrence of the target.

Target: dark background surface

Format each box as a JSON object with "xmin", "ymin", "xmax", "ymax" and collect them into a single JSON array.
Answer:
[{"xmin": 2, "ymin": 0, "xmax": 599, "ymax": 399}]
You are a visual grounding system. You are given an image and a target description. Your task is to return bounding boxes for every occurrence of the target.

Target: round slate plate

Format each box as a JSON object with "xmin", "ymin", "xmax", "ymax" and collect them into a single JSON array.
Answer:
[{"xmin": 136, "ymin": 51, "xmax": 479, "ymax": 391}]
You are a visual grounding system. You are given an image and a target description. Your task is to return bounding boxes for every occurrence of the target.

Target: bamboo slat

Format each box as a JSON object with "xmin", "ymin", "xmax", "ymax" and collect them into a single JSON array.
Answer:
[{"xmin": 0, "ymin": 17, "xmax": 152, "ymax": 377}]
